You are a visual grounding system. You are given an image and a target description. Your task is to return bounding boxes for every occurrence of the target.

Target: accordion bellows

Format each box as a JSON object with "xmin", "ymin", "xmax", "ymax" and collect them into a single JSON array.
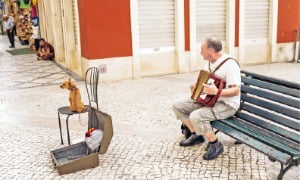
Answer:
[{"xmin": 191, "ymin": 70, "xmax": 226, "ymax": 107}]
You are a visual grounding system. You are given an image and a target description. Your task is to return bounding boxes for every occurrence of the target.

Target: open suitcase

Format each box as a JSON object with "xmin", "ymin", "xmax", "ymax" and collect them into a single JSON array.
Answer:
[{"xmin": 50, "ymin": 107, "xmax": 113, "ymax": 175}]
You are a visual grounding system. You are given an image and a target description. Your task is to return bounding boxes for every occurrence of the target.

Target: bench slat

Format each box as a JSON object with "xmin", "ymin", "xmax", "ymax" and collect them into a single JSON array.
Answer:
[
  {"xmin": 219, "ymin": 118, "xmax": 300, "ymax": 156},
  {"xmin": 236, "ymin": 111, "xmax": 300, "ymax": 143},
  {"xmin": 239, "ymin": 103, "xmax": 300, "ymax": 132},
  {"xmin": 241, "ymin": 94, "xmax": 300, "ymax": 120},
  {"xmin": 241, "ymin": 70, "xmax": 300, "ymax": 90},
  {"xmin": 211, "ymin": 120, "xmax": 292, "ymax": 164},
  {"xmin": 242, "ymin": 76, "xmax": 300, "ymax": 98},
  {"xmin": 241, "ymin": 85, "xmax": 300, "ymax": 109}
]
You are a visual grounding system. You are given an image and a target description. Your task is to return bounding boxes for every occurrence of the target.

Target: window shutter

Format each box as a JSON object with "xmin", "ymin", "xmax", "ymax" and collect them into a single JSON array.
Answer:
[
  {"xmin": 196, "ymin": 0, "xmax": 226, "ymax": 43},
  {"xmin": 138, "ymin": 0, "xmax": 175, "ymax": 49},
  {"xmin": 245, "ymin": 0, "xmax": 269, "ymax": 40}
]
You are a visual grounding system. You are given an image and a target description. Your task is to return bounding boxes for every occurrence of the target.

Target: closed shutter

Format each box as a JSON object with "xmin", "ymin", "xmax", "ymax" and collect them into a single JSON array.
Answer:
[
  {"xmin": 72, "ymin": 0, "xmax": 79, "ymax": 46},
  {"xmin": 245, "ymin": 0, "xmax": 269, "ymax": 41},
  {"xmin": 138, "ymin": 0, "xmax": 175, "ymax": 50},
  {"xmin": 196, "ymin": 0, "xmax": 226, "ymax": 43}
]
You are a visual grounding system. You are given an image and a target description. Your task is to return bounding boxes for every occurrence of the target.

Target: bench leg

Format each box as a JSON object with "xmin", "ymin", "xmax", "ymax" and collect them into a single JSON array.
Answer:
[{"xmin": 277, "ymin": 158, "xmax": 300, "ymax": 180}]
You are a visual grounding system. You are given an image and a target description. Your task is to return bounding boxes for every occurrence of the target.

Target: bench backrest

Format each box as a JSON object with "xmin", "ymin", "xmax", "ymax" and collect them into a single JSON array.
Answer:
[{"xmin": 237, "ymin": 70, "xmax": 300, "ymax": 150}]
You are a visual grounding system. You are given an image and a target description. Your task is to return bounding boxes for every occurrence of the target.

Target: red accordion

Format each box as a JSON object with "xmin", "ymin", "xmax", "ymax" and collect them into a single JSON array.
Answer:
[
  {"xmin": 191, "ymin": 70, "xmax": 225, "ymax": 107},
  {"xmin": 191, "ymin": 58, "xmax": 233, "ymax": 107}
]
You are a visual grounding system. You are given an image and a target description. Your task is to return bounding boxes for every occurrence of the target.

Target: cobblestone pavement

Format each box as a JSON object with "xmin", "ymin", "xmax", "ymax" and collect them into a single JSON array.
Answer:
[
  {"xmin": 0, "ymin": 55, "xmax": 75, "ymax": 90},
  {"xmin": 0, "ymin": 123, "xmax": 269, "ymax": 180},
  {"xmin": 0, "ymin": 36, "xmax": 77, "ymax": 91},
  {"xmin": 0, "ymin": 35, "xmax": 299, "ymax": 179}
]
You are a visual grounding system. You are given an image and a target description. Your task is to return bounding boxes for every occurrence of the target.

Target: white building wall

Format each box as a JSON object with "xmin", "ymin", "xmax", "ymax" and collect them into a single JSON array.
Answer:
[{"xmin": 38, "ymin": 0, "xmax": 290, "ymax": 82}]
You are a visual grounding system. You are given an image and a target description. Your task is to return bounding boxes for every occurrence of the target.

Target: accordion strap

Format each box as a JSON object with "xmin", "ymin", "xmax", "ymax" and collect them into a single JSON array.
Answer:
[
  {"xmin": 215, "ymin": 78, "xmax": 226, "ymax": 98},
  {"xmin": 209, "ymin": 57, "xmax": 235, "ymax": 73}
]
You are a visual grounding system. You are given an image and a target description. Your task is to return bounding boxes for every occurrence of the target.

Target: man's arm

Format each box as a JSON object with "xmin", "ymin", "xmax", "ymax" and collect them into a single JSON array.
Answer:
[
  {"xmin": 203, "ymin": 59, "xmax": 241, "ymax": 97},
  {"xmin": 203, "ymin": 84, "xmax": 240, "ymax": 97},
  {"xmin": 38, "ymin": 47, "xmax": 44, "ymax": 55},
  {"xmin": 45, "ymin": 47, "xmax": 51, "ymax": 55},
  {"xmin": 44, "ymin": 44, "xmax": 51, "ymax": 55}
]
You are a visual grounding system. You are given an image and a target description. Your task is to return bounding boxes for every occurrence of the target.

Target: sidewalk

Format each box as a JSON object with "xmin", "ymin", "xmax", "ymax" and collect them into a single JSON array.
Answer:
[
  {"xmin": 0, "ymin": 35, "xmax": 299, "ymax": 179},
  {"xmin": 0, "ymin": 36, "xmax": 76, "ymax": 91}
]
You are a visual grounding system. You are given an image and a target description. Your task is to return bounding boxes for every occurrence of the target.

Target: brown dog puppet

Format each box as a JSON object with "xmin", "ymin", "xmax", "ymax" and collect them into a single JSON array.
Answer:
[{"xmin": 60, "ymin": 78, "xmax": 86, "ymax": 113}]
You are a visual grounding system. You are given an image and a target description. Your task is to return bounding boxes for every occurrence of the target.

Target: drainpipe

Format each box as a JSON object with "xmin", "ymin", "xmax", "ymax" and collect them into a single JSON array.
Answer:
[{"xmin": 294, "ymin": 28, "xmax": 300, "ymax": 63}]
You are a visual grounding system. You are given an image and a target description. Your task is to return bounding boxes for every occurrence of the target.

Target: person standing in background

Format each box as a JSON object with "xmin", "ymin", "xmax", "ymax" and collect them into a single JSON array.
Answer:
[
  {"xmin": 3, "ymin": 14, "xmax": 15, "ymax": 48},
  {"xmin": 10, "ymin": 13, "xmax": 17, "ymax": 36},
  {"xmin": 31, "ymin": 25, "xmax": 40, "ymax": 52}
]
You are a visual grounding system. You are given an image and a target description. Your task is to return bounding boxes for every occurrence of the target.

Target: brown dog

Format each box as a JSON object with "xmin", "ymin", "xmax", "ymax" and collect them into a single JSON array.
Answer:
[{"xmin": 60, "ymin": 78, "xmax": 86, "ymax": 113}]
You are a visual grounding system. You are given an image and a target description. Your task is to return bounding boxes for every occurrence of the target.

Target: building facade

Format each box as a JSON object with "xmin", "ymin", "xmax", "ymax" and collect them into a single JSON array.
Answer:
[{"xmin": 37, "ymin": 0, "xmax": 300, "ymax": 81}]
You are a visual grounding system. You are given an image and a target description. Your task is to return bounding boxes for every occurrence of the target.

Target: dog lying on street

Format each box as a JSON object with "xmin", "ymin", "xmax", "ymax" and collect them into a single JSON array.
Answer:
[{"xmin": 60, "ymin": 78, "xmax": 86, "ymax": 113}]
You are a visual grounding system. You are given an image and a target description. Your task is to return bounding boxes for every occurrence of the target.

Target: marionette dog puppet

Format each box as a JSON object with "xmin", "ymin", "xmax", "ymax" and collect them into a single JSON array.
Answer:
[{"xmin": 60, "ymin": 78, "xmax": 86, "ymax": 113}]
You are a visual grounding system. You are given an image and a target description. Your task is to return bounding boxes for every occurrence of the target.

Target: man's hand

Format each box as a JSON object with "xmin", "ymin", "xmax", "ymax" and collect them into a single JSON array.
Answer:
[{"xmin": 203, "ymin": 83, "xmax": 218, "ymax": 95}]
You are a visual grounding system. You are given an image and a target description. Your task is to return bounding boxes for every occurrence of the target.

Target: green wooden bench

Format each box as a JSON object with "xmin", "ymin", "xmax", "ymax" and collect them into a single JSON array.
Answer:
[{"xmin": 211, "ymin": 70, "xmax": 300, "ymax": 180}]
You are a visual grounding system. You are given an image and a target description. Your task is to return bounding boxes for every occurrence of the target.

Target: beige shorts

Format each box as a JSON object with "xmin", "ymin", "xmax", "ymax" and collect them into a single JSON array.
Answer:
[{"xmin": 172, "ymin": 99, "xmax": 237, "ymax": 135}]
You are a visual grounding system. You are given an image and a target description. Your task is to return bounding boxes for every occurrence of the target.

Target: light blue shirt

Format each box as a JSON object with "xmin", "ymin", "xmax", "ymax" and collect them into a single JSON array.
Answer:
[{"xmin": 3, "ymin": 17, "xmax": 14, "ymax": 31}]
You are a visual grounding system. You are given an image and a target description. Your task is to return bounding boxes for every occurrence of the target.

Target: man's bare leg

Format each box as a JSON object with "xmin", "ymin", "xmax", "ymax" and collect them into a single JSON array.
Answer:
[
  {"xmin": 205, "ymin": 132, "xmax": 217, "ymax": 142},
  {"xmin": 181, "ymin": 119, "xmax": 196, "ymax": 132},
  {"xmin": 180, "ymin": 119, "xmax": 205, "ymax": 146}
]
